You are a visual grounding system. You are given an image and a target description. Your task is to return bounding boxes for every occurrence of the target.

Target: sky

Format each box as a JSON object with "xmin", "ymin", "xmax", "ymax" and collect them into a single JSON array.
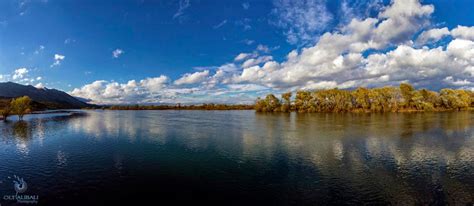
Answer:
[{"xmin": 0, "ymin": 0, "xmax": 474, "ymax": 104}]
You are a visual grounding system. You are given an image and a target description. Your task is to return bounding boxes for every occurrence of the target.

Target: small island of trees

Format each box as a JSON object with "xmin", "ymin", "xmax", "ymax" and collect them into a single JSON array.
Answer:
[{"xmin": 255, "ymin": 83, "xmax": 474, "ymax": 113}]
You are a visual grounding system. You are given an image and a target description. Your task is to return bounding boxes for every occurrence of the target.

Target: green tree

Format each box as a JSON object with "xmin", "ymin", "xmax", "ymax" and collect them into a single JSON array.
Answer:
[{"xmin": 11, "ymin": 96, "xmax": 32, "ymax": 120}]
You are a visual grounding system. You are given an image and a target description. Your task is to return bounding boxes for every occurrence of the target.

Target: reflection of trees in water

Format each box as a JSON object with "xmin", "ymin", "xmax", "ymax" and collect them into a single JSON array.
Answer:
[
  {"xmin": 0, "ymin": 112, "xmax": 87, "ymax": 154},
  {"xmin": 0, "ymin": 112, "xmax": 87, "ymax": 143},
  {"xmin": 12, "ymin": 121, "xmax": 31, "ymax": 140},
  {"xmin": 245, "ymin": 112, "xmax": 474, "ymax": 204}
]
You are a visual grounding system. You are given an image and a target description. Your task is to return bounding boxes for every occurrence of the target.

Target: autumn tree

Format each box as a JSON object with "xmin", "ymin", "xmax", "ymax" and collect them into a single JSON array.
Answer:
[
  {"xmin": 11, "ymin": 96, "xmax": 32, "ymax": 120},
  {"xmin": 281, "ymin": 92, "xmax": 292, "ymax": 112},
  {"xmin": 255, "ymin": 83, "xmax": 473, "ymax": 113},
  {"xmin": 255, "ymin": 94, "xmax": 281, "ymax": 112},
  {"xmin": 353, "ymin": 87, "xmax": 370, "ymax": 111},
  {"xmin": 1, "ymin": 103, "xmax": 11, "ymax": 121},
  {"xmin": 265, "ymin": 94, "xmax": 281, "ymax": 112},
  {"xmin": 400, "ymin": 83, "xmax": 415, "ymax": 108},
  {"xmin": 295, "ymin": 91, "xmax": 311, "ymax": 112}
]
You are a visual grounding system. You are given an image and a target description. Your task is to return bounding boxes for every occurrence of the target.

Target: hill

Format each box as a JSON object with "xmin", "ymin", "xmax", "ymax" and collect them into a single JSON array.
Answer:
[{"xmin": 0, "ymin": 82, "xmax": 92, "ymax": 110}]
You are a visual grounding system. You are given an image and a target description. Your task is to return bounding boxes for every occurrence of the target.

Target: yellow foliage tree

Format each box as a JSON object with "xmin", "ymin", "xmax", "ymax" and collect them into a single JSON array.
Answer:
[{"xmin": 11, "ymin": 96, "xmax": 32, "ymax": 120}]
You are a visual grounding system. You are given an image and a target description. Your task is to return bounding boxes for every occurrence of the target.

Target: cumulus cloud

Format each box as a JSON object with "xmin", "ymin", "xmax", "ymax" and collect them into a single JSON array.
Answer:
[
  {"xmin": 51, "ymin": 54, "xmax": 65, "ymax": 67},
  {"xmin": 13, "ymin": 68, "xmax": 28, "ymax": 80},
  {"xmin": 174, "ymin": 70, "xmax": 210, "ymax": 85},
  {"xmin": 140, "ymin": 75, "xmax": 169, "ymax": 92},
  {"xmin": 7, "ymin": 68, "xmax": 43, "ymax": 85},
  {"xmin": 225, "ymin": 0, "xmax": 440, "ymax": 89},
  {"xmin": 451, "ymin": 25, "xmax": 474, "ymax": 41},
  {"xmin": 241, "ymin": 56, "xmax": 273, "ymax": 68},
  {"xmin": 73, "ymin": 0, "xmax": 474, "ymax": 104},
  {"xmin": 70, "ymin": 75, "xmax": 261, "ymax": 105},
  {"xmin": 444, "ymin": 76, "xmax": 471, "ymax": 86},
  {"xmin": 112, "ymin": 49, "xmax": 124, "ymax": 58},
  {"xmin": 416, "ymin": 27, "xmax": 450, "ymax": 45},
  {"xmin": 234, "ymin": 53, "xmax": 252, "ymax": 62}
]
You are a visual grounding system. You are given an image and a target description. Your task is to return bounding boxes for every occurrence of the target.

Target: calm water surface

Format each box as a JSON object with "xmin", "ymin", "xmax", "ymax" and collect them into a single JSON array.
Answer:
[{"xmin": 0, "ymin": 110, "xmax": 473, "ymax": 205}]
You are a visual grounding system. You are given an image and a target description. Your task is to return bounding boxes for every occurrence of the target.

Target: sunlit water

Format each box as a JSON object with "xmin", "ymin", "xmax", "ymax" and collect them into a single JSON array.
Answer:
[{"xmin": 0, "ymin": 110, "xmax": 473, "ymax": 205}]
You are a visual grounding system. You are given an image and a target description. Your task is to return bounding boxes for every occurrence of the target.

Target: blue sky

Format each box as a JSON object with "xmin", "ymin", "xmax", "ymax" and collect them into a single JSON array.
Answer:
[{"xmin": 1, "ymin": 0, "xmax": 474, "ymax": 104}]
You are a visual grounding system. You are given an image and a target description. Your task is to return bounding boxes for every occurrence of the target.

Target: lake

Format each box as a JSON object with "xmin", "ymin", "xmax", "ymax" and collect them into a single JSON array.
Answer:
[{"xmin": 0, "ymin": 110, "xmax": 473, "ymax": 205}]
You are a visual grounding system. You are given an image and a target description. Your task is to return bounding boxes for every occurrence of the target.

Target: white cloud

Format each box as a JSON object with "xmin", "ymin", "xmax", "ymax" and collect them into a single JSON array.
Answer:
[
  {"xmin": 416, "ymin": 27, "xmax": 450, "ymax": 45},
  {"xmin": 235, "ymin": 18, "xmax": 252, "ymax": 31},
  {"xmin": 13, "ymin": 68, "xmax": 28, "ymax": 80},
  {"xmin": 339, "ymin": 0, "xmax": 383, "ymax": 25},
  {"xmin": 34, "ymin": 45, "xmax": 45, "ymax": 54},
  {"xmin": 173, "ymin": 0, "xmax": 190, "ymax": 20},
  {"xmin": 213, "ymin": 20, "xmax": 227, "ymax": 29},
  {"xmin": 234, "ymin": 53, "xmax": 252, "ymax": 62},
  {"xmin": 35, "ymin": 83, "xmax": 45, "ymax": 89},
  {"xmin": 112, "ymin": 49, "xmax": 124, "ymax": 58},
  {"xmin": 227, "ymin": 84, "xmax": 268, "ymax": 92},
  {"xmin": 140, "ymin": 75, "xmax": 169, "ymax": 92},
  {"xmin": 271, "ymin": 0, "xmax": 333, "ymax": 45},
  {"xmin": 174, "ymin": 70, "xmax": 210, "ymax": 85},
  {"xmin": 444, "ymin": 76, "xmax": 471, "ymax": 86},
  {"xmin": 451, "ymin": 25, "xmax": 474, "ymax": 41},
  {"xmin": 256, "ymin": 44, "xmax": 270, "ymax": 53},
  {"xmin": 241, "ymin": 39, "xmax": 255, "ymax": 45},
  {"xmin": 51, "ymin": 54, "xmax": 65, "ymax": 67},
  {"xmin": 234, "ymin": 45, "xmax": 275, "ymax": 63},
  {"xmin": 70, "ymin": 74, "xmax": 259, "ymax": 105},
  {"xmin": 241, "ymin": 56, "xmax": 273, "ymax": 68}
]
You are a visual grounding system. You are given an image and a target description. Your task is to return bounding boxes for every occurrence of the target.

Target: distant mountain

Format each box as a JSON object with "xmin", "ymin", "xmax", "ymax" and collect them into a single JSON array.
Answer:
[{"xmin": 0, "ymin": 82, "xmax": 92, "ymax": 109}]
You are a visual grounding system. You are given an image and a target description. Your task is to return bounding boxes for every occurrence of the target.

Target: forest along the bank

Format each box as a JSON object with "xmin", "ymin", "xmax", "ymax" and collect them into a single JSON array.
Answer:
[{"xmin": 255, "ymin": 83, "xmax": 474, "ymax": 113}]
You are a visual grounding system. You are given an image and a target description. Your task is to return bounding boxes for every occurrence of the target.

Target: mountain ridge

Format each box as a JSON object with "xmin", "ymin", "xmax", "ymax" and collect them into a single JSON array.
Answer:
[{"xmin": 0, "ymin": 82, "xmax": 92, "ymax": 109}]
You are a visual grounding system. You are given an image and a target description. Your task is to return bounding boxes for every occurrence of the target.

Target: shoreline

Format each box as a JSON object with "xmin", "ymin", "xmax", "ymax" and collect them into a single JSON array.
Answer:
[{"xmin": 90, "ymin": 108, "xmax": 474, "ymax": 113}]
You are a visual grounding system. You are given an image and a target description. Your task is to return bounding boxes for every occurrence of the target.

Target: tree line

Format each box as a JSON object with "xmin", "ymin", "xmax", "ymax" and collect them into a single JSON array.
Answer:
[
  {"xmin": 255, "ymin": 83, "xmax": 474, "ymax": 113},
  {"xmin": 107, "ymin": 103, "xmax": 254, "ymax": 110},
  {"xmin": 1, "ymin": 96, "xmax": 32, "ymax": 121}
]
